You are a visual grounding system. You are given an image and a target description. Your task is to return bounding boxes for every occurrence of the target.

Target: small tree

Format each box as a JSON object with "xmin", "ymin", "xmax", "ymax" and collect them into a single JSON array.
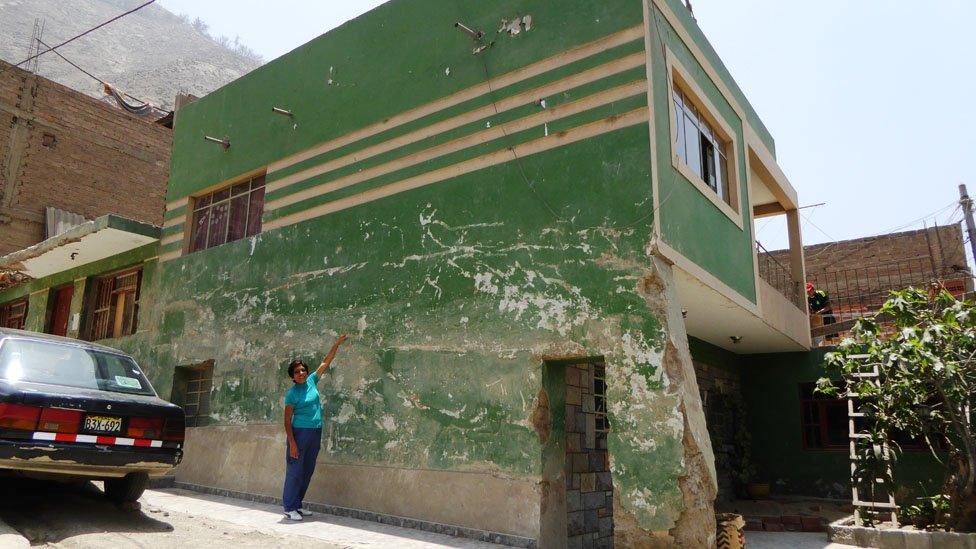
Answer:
[{"xmin": 818, "ymin": 287, "xmax": 976, "ymax": 531}]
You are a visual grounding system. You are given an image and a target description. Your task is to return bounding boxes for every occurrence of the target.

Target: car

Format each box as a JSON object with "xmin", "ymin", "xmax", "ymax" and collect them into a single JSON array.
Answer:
[{"xmin": 0, "ymin": 328, "xmax": 184, "ymax": 503}]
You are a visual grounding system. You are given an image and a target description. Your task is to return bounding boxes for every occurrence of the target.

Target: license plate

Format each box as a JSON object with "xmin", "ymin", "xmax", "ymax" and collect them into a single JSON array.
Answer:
[{"xmin": 84, "ymin": 415, "xmax": 122, "ymax": 434}]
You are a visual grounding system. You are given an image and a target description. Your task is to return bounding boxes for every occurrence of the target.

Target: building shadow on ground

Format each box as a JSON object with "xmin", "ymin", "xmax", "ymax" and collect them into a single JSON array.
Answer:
[{"xmin": 0, "ymin": 477, "xmax": 173, "ymax": 545}]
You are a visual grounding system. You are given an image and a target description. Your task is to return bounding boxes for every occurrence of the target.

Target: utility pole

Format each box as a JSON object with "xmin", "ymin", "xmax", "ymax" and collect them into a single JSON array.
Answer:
[{"xmin": 959, "ymin": 184, "xmax": 976, "ymax": 269}]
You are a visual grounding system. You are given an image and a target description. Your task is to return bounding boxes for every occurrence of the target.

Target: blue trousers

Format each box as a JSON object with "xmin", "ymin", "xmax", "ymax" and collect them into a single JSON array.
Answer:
[{"xmin": 283, "ymin": 427, "xmax": 321, "ymax": 512}]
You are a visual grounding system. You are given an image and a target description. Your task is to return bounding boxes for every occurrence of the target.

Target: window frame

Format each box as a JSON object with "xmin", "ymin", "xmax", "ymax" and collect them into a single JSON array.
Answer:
[
  {"xmin": 798, "ymin": 382, "xmax": 848, "ymax": 451},
  {"xmin": 186, "ymin": 173, "xmax": 266, "ymax": 254},
  {"xmin": 171, "ymin": 361, "xmax": 214, "ymax": 427},
  {"xmin": 84, "ymin": 267, "xmax": 142, "ymax": 341},
  {"xmin": 666, "ymin": 50, "xmax": 744, "ymax": 230},
  {"xmin": 0, "ymin": 298, "xmax": 29, "ymax": 330},
  {"xmin": 798, "ymin": 382, "xmax": 928, "ymax": 452}
]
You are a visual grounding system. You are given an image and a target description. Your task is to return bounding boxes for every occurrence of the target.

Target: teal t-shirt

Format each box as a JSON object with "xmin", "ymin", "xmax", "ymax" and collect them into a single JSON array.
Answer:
[{"xmin": 284, "ymin": 372, "xmax": 323, "ymax": 429}]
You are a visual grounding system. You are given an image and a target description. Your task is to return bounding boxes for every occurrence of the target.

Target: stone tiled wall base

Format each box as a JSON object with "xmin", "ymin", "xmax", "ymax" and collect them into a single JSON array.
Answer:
[
  {"xmin": 170, "ymin": 481, "xmax": 536, "ymax": 548},
  {"xmin": 828, "ymin": 517, "xmax": 976, "ymax": 548},
  {"xmin": 564, "ymin": 363, "xmax": 613, "ymax": 549}
]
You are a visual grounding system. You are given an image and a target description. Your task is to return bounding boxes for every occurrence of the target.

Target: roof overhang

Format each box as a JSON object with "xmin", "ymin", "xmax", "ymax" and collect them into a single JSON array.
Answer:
[
  {"xmin": 746, "ymin": 126, "xmax": 799, "ymax": 218},
  {"xmin": 0, "ymin": 215, "xmax": 160, "ymax": 280}
]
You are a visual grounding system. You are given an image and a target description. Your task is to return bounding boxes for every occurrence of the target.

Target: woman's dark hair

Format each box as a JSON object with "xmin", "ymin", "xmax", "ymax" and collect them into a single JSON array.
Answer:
[{"xmin": 287, "ymin": 359, "xmax": 307, "ymax": 380}]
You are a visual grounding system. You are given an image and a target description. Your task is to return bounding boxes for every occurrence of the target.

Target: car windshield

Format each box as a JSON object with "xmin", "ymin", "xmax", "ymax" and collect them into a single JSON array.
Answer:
[{"xmin": 0, "ymin": 338, "xmax": 155, "ymax": 396}]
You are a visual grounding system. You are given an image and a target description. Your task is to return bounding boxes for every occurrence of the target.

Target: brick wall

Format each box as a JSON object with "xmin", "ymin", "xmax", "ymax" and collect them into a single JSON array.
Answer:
[
  {"xmin": 0, "ymin": 60, "xmax": 170, "ymax": 256},
  {"xmin": 769, "ymin": 225, "xmax": 970, "ymax": 310}
]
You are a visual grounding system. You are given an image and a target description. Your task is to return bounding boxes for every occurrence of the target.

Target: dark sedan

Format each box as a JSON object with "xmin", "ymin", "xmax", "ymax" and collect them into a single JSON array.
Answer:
[{"xmin": 0, "ymin": 328, "xmax": 184, "ymax": 503}]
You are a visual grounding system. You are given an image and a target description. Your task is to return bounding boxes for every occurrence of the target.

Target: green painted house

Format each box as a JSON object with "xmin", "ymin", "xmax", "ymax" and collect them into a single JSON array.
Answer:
[{"xmin": 0, "ymin": 0, "xmax": 811, "ymax": 546}]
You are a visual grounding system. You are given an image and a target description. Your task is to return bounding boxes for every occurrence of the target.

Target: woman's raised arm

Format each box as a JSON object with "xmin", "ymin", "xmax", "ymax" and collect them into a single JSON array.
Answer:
[{"xmin": 314, "ymin": 334, "xmax": 348, "ymax": 378}]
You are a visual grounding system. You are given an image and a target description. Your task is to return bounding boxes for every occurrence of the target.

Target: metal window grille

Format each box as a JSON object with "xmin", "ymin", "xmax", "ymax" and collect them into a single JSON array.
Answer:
[
  {"xmin": 189, "ymin": 174, "xmax": 266, "ymax": 253},
  {"xmin": 593, "ymin": 363, "xmax": 610, "ymax": 434},
  {"xmin": 174, "ymin": 363, "xmax": 213, "ymax": 427},
  {"xmin": 88, "ymin": 269, "xmax": 141, "ymax": 341}
]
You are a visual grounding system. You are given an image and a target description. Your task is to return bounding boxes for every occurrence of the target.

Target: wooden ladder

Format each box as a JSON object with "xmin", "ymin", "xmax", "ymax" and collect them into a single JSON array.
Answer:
[{"xmin": 847, "ymin": 354, "xmax": 898, "ymax": 527}]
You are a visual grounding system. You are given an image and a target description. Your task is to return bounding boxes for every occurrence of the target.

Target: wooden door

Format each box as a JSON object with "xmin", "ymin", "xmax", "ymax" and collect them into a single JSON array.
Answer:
[{"xmin": 48, "ymin": 285, "xmax": 74, "ymax": 336}]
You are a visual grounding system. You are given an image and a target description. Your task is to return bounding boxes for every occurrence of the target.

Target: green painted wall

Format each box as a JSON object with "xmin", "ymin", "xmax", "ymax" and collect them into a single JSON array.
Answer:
[
  {"xmin": 0, "ymin": 0, "xmax": 794, "ymax": 535},
  {"xmin": 152, "ymin": 0, "xmax": 717, "ymax": 531},
  {"xmin": 167, "ymin": 0, "xmax": 644, "ymax": 200},
  {"xmin": 689, "ymin": 336, "xmax": 741, "ymax": 371},
  {"xmin": 648, "ymin": 2, "xmax": 758, "ymax": 302},
  {"xmin": 741, "ymin": 349, "xmax": 944, "ymax": 499},
  {"xmin": 659, "ymin": 0, "xmax": 775, "ymax": 154}
]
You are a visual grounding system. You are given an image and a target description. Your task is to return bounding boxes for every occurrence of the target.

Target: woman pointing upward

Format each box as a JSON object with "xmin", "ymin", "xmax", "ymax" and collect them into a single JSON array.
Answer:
[{"xmin": 282, "ymin": 333, "xmax": 348, "ymax": 521}]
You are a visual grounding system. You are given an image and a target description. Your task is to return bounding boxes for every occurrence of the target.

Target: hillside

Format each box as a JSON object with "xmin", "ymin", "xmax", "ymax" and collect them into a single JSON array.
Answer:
[{"xmin": 0, "ymin": 0, "xmax": 261, "ymax": 110}]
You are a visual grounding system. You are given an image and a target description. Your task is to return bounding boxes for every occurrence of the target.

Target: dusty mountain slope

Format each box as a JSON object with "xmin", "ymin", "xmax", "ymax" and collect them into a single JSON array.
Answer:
[{"xmin": 0, "ymin": 0, "xmax": 261, "ymax": 110}]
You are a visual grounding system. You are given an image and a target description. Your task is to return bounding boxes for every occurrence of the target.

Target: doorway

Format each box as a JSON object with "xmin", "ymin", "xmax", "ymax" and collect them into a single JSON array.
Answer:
[{"xmin": 46, "ymin": 285, "xmax": 74, "ymax": 337}]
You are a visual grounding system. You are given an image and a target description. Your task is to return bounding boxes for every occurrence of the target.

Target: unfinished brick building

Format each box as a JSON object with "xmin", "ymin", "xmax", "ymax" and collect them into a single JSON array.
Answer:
[
  {"xmin": 768, "ymin": 224, "xmax": 971, "ymax": 341},
  {"xmin": 0, "ymin": 59, "xmax": 171, "ymax": 256}
]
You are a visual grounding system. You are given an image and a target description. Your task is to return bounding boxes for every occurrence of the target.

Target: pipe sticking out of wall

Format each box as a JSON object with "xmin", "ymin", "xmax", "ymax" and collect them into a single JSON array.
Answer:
[
  {"xmin": 272, "ymin": 107, "xmax": 294, "ymax": 117},
  {"xmin": 454, "ymin": 22, "xmax": 484, "ymax": 40},
  {"xmin": 204, "ymin": 135, "xmax": 230, "ymax": 149}
]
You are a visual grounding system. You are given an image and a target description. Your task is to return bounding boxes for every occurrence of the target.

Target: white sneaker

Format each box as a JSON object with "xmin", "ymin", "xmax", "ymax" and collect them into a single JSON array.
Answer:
[
  {"xmin": 297, "ymin": 509, "xmax": 313, "ymax": 516},
  {"xmin": 285, "ymin": 510, "xmax": 303, "ymax": 521}
]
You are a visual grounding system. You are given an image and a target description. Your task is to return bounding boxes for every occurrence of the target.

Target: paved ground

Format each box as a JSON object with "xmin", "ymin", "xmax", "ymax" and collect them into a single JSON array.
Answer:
[
  {"xmin": 0, "ymin": 477, "xmax": 863, "ymax": 548},
  {"xmin": 0, "ymin": 478, "xmax": 502, "ymax": 548},
  {"xmin": 746, "ymin": 531, "xmax": 858, "ymax": 548}
]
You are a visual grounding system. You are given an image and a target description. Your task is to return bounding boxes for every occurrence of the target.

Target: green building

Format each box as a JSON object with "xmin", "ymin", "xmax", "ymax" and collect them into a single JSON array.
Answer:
[{"xmin": 0, "ymin": 0, "xmax": 812, "ymax": 546}]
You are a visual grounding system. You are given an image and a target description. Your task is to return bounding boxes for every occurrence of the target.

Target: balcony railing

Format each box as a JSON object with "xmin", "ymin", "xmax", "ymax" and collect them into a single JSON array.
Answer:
[{"xmin": 756, "ymin": 241, "xmax": 805, "ymax": 311}]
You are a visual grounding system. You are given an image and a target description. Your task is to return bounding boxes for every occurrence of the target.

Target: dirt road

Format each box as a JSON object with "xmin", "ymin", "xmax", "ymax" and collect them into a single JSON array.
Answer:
[
  {"xmin": 0, "ymin": 478, "xmax": 504, "ymax": 548},
  {"xmin": 0, "ymin": 478, "xmax": 337, "ymax": 548}
]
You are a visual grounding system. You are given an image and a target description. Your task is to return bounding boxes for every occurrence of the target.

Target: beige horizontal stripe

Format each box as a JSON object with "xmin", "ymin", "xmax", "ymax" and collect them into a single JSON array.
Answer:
[
  {"xmin": 160, "ymin": 232, "xmax": 183, "ymax": 246},
  {"xmin": 267, "ymin": 25, "xmax": 645, "ymax": 175},
  {"xmin": 264, "ymin": 107, "xmax": 648, "ymax": 232},
  {"xmin": 268, "ymin": 52, "xmax": 646, "ymax": 195},
  {"xmin": 165, "ymin": 197, "xmax": 188, "ymax": 212},
  {"xmin": 163, "ymin": 216, "xmax": 185, "ymax": 229},
  {"xmin": 158, "ymin": 249, "xmax": 181, "ymax": 263},
  {"xmin": 266, "ymin": 79, "xmax": 648, "ymax": 213}
]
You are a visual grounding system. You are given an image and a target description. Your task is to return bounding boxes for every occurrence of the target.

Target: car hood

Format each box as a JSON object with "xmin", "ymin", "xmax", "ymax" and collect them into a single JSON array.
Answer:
[{"xmin": 0, "ymin": 379, "xmax": 182, "ymax": 418}]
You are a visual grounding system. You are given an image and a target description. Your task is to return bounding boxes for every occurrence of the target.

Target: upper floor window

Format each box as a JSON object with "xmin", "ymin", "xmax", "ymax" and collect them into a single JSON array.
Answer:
[
  {"xmin": 87, "ymin": 268, "xmax": 142, "ymax": 341},
  {"xmin": 0, "ymin": 299, "xmax": 28, "ymax": 330},
  {"xmin": 672, "ymin": 87, "xmax": 731, "ymax": 206},
  {"xmin": 189, "ymin": 174, "xmax": 265, "ymax": 253}
]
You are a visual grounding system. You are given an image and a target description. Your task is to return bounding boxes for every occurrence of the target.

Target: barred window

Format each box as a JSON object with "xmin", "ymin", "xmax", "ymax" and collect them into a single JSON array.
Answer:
[
  {"xmin": 87, "ymin": 269, "xmax": 141, "ymax": 341},
  {"xmin": 172, "ymin": 361, "xmax": 214, "ymax": 427},
  {"xmin": 189, "ymin": 175, "xmax": 265, "ymax": 253},
  {"xmin": 0, "ymin": 299, "xmax": 28, "ymax": 330}
]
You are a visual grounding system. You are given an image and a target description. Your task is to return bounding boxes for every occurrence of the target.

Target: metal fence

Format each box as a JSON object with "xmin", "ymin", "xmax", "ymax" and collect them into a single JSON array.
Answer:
[
  {"xmin": 756, "ymin": 241, "xmax": 806, "ymax": 310},
  {"xmin": 808, "ymin": 255, "xmax": 971, "ymax": 344}
]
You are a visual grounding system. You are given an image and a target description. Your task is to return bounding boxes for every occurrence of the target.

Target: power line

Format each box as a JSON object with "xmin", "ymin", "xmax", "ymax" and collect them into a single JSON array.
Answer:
[
  {"xmin": 36, "ymin": 38, "xmax": 162, "ymax": 114},
  {"xmin": 13, "ymin": 0, "xmax": 156, "ymax": 69},
  {"xmin": 808, "ymin": 202, "xmax": 961, "ymax": 270},
  {"xmin": 807, "ymin": 201, "xmax": 957, "ymax": 262}
]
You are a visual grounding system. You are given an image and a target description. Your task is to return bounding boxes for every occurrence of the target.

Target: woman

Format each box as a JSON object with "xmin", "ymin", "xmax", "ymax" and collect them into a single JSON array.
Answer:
[{"xmin": 282, "ymin": 333, "xmax": 348, "ymax": 520}]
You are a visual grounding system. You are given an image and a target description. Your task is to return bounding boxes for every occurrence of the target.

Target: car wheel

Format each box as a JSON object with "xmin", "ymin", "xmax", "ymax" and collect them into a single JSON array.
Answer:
[{"xmin": 104, "ymin": 472, "xmax": 148, "ymax": 503}]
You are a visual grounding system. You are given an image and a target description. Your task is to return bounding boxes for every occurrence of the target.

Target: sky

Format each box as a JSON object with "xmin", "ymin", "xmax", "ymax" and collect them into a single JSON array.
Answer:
[{"xmin": 157, "ymin": 0, "xmax": 976, "ymax": 256}]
